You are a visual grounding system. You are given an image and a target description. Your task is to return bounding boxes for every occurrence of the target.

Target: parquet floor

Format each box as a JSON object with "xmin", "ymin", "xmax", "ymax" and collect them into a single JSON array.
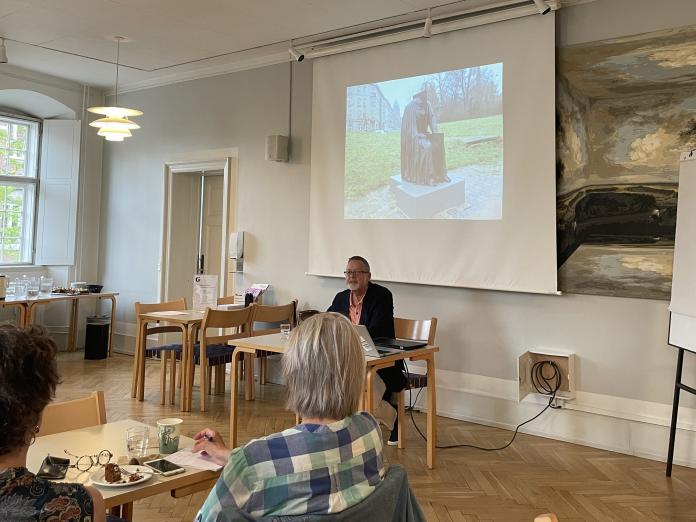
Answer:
[{"xmin": 53, "ymin": 352, "xmax": 696, "ymax": 521}]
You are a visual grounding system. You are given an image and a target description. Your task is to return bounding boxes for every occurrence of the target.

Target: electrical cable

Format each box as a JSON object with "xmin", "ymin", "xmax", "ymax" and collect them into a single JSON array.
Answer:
[{"xmin": 404, "ymin": 360, "xmax": 562, "ymax": 451}]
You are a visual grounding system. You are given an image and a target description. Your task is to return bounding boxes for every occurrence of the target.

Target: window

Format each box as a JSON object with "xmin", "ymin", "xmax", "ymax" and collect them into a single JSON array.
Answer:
[{"xmin": 0, "ymin": 115, "xmax": 39, "ymax": 264}]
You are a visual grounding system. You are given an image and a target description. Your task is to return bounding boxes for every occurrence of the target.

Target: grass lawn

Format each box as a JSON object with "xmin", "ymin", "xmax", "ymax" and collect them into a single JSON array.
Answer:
[{"xmin": 345, "ymin": 114, "xmax": 503, "ymax": 201}]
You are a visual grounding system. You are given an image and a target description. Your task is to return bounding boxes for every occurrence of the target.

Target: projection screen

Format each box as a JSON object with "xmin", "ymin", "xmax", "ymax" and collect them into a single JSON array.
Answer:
[{"xmin": 308, "ymin": 14, "xmax": 557, "ymax": 293}]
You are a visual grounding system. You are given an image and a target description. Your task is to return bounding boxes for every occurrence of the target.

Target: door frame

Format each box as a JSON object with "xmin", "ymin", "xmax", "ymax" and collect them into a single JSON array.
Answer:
[{"xmin": 159, "ymin": 155, "xmax": 237, "ymax": 303}]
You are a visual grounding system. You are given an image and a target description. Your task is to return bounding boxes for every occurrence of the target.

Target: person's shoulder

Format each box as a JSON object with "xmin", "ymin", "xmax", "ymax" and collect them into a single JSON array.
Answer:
[{"xmin": 368, "ymin": 282, "xmax": 392, "ymax": 298}]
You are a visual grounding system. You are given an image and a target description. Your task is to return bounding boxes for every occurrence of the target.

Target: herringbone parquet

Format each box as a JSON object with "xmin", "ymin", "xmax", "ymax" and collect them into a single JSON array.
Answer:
[{"xmin": 52, "ymin": 352, "xmax": 696, "ymax": 521}]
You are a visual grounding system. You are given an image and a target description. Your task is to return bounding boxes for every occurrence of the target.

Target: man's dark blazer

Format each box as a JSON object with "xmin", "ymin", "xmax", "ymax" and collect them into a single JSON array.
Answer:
[
  {"xmin": 328, "ymin": 282, "xmax": 395, "ymax": 339},
  {"xmin": 328, "ymin": 282, "xmax": 406, "ymax": 393}
]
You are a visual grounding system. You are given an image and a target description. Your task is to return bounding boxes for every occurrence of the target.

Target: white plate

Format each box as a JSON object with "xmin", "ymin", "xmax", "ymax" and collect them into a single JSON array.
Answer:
[{"xmin": 90, "ymin": 465, "xmax": 153, "ymax": 487}]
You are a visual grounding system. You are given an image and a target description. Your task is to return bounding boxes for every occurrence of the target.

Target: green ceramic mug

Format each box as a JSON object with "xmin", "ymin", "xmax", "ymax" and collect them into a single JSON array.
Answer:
[{"xmin": 157, "ymin": 418, "xmax": 183, "ymax": 454}]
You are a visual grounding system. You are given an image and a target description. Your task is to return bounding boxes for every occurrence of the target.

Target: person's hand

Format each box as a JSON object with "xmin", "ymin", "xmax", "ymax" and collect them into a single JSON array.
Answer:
[{"xmin": 192, "ymin": 428, "xmax": 231, "ymax": 465}]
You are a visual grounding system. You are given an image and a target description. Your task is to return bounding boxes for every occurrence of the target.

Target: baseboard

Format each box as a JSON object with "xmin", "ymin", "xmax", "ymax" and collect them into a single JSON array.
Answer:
[{"xmin": 411, "ymin": 367, "xmax": 696, "ymax": 468}]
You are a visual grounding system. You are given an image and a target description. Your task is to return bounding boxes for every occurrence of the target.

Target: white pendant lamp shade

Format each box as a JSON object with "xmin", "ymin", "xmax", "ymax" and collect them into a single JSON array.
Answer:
[{"xmin": 88, "ymin": 37, "xmax": 142, "ymax": 142}]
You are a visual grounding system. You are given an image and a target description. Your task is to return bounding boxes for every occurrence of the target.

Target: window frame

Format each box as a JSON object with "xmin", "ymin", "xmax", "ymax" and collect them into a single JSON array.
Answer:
[{"xmin": 0, "ymin": 112, "xmax": 41, "ymax": 266}]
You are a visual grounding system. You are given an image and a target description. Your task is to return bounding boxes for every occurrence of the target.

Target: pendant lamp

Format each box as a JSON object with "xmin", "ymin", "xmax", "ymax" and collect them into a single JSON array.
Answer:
[{"xmin": 88, "ymin": 36, "xmax": 142, "ymax": 141}]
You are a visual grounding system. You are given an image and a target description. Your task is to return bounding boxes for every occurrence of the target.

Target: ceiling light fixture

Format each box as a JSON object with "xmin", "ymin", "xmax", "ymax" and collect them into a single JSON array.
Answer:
[
  {"xmin": 88, "ymin": 36, "xmax": 142, "ymax": 142},
  {"xmin": 0, "ymin": 38, "xmax": 7, "ymax": 64},
  {"xmin": 423, "ymin": 9, "xmax": 433, "ymax": 38},
  {"xmin": 288, "ymin": 41, "xmax": 304, "ymax": 62},
  {"xmin": 532, "ymin": 0, "xmax": 551, "ymax": 15}
]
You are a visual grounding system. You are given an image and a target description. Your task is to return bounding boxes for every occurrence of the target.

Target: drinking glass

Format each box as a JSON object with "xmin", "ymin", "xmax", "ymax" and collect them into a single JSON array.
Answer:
[
  {"xmin": 14, "ymin": 278, "xmax": 28, "ymax": 298},
  {"xmin": 280, "ymin": 323, "xmax": 291, "ymax": 339},
  {"xmin": 126, "ymin": 427, "xmax": 150, "ymax": 459},
  {"xmin": 40, "ymin": 276, "xmax": 53, "ymax": 295},
  {"xmin": 27, "ymin": 277, "xmax": 40, "ymax": 297}
]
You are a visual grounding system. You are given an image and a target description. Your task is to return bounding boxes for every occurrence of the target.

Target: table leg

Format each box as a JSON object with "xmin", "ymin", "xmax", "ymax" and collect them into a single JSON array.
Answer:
[
  {"xmin": 426, "ymin": 353, "xmax": 437, "ymax": 469},
  {"xmin": 366, "ymin": 368, "xmax": 375, "ymax": 413},
  {"xmin": 230, "ymin": 347, "xmax": 243, "ymax": 448},
  {"xmin": 244, "ymin": 353, "xmax": 254, "ymax": 401},
  {"xmin": 131, "ymin": 318, "xmax": 142, "ymax": 398},
  {"xmin": 101, "ymin": 295, "xmax": 117, "ymax": 357},
  {"xmin": 137, "ymin": 321, "xmax": 150, "ymax": 402},
  {"xmin": 181, "ymin": 324, "xmax": 193, "ymax": 412},
  {"xmin": 68, "ymin": 298, "xmax": 79, "ymax": 352}
]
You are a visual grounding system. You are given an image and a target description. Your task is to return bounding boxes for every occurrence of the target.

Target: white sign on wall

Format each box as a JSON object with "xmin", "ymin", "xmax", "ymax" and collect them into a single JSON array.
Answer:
[{"xmin": 193, "ymin": 274, "xmax": 218, "ymax": 310}]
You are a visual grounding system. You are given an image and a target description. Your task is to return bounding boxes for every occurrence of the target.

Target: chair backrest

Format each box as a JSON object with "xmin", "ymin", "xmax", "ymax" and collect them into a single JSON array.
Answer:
[
  {"xmin": 298, "ymin": 309, "xmax": 321, "ymax": 323},
  {"xmin": 394, "ymin": 317, "xmax": 437, "ymax": 345},
  {"xmin": 250, "ymin": 301, "xmax": 297, "ymax": 336},
  {"xmin": 200, "ymin": 306, "xmax": 254, "ymax": 347},
  {"xmin": 134, "ymin": 297, "xmax": 187, "ymax": 315},
  {"xmin": 38, "ymin": 391, "xmax": 107, "ymax": 437},
  {"xmin": 135, "ymin": 298, "xmax": 188, "ymax": 336},
  {"xmin": 217, "ymin": 295, "xmax": 237, "ymax": 306}
]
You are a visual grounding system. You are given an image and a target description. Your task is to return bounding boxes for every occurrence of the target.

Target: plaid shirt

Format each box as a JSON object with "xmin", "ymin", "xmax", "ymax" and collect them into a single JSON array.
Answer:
[{"xmin": 195, "ymin": 412, "xmax": 384, "ymax": 520}]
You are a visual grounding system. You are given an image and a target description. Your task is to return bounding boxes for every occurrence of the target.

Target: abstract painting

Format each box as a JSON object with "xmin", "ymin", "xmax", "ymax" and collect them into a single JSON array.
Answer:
[{"xmin": 557, "ymin": 24, "xmax": 696, "ymax": 299}]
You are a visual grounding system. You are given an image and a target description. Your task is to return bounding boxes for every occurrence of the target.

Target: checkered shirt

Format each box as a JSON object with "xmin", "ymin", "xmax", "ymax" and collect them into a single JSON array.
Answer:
[{"xmin": 195, "ymin": 412, "xmax": 385, "ymax": 520}]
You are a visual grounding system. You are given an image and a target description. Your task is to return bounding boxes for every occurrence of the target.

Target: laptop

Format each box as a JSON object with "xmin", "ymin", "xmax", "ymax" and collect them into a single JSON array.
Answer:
[
  {"xmin": 373, "ymin": 337, "xmax": 427, "ymax": 350},
  {"xmin": 354, "ymin": 325, "xmax": 403, "ymax": 358}
]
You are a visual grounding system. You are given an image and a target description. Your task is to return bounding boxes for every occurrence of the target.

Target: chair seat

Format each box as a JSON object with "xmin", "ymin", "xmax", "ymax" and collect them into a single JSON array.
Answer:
[
  {"xmin": 154, "ymin": 343, "xmax": 235, "ymax": 367},
  {"xmin": 144, "ymin": 343, "xmax": 181, "ymax": 359},
  {"xmin": 407, "ymin": 372, "xmax": 428, "ymax": 389}
]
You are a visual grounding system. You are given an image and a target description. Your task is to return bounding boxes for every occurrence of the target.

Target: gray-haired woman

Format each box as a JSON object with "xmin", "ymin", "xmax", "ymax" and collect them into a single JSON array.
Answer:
[{"xmin": 193, "ymin": 312, "xmax": 384, "ymax": 519}]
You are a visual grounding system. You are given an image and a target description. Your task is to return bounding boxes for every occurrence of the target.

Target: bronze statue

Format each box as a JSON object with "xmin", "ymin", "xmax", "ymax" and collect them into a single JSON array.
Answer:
[{"xmin": 400, "ymin": 90, "xmax": 449, "ymax": 185}]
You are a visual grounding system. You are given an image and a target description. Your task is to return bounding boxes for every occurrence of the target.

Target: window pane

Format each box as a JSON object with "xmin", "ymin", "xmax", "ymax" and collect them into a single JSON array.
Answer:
[
  {"xmin": 0, "ymin": 123, "xmax": 8, "ymax": 148},
  {"xmin": 0, "ymin": 184, "xmax": 28, "ymax": 264}
]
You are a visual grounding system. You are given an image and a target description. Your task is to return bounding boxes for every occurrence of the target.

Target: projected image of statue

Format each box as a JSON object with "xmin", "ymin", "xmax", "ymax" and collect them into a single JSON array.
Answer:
[
  {"xmin": 400, "ymin": 90, "xmax": 450, "ymax": 185},
  {"xmin": 344, "ymin": 62, "xmax": 503, "ymax": 219}
]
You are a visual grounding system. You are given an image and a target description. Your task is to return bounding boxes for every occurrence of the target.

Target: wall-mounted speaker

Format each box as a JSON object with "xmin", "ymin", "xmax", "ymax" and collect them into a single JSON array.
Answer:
[{"xmin": 266, "ymin": 135, "xmax": 289, "ymax": 162}]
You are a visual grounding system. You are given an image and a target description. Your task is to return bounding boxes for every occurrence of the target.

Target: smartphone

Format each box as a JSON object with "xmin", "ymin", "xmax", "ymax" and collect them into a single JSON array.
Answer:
[{"xmin": 142, "ymin": 458, "xmax": 186, "ymax": 476}]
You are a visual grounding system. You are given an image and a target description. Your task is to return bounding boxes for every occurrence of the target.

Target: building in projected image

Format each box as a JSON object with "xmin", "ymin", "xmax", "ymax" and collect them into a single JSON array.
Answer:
[{"xmin": 346, "ymin": 84, "xmax": 400, "ymax": 132}]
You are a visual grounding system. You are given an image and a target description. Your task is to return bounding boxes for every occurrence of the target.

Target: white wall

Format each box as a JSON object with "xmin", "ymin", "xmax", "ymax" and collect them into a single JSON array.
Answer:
[
  {"xmin": 99, "ymin": 0, "xmax": 696, "ymax": 467},
  {"xmin": 0, "ymin": 65, "xmax": 104, "ymax": 347}
]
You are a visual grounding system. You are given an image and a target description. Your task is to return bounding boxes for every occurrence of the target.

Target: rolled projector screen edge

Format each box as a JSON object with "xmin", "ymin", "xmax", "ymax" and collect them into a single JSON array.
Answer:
[{"xmin": 305, "ymin": 271, "xmax": 562, "ymax": 296}]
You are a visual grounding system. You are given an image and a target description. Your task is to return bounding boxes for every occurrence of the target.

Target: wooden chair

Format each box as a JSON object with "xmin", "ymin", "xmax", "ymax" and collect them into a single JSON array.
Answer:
[
  {"xmin": 249, "ymin": 301, "xmax": 297, "ymax": 397},
  {"xmin": 160, "ymin": 306, "xmax": 254, "ymax": 411},
  {"xmin": 196, "ymin": 306, "xmax": 254, "ymax": 411},
  {"xmin": 132, "ymin": 298, "xmax": 188, "ymax": 402},
  {"xmin": 38, "ymin": 391, "xmax": 106, "ymax": 437},
  {"xmin": 298, "ymin": 309, "xmax": 321, "ymax": 323},
  {"xmin": 394, "ymin": 316, "xmax": 437, "ymax": 449}
]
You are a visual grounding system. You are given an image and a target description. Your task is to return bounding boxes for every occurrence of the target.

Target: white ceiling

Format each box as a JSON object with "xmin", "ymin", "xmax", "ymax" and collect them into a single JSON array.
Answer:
[{"xmin": 0, "ymin": 0, "xmax": 509, "ymax": 92}]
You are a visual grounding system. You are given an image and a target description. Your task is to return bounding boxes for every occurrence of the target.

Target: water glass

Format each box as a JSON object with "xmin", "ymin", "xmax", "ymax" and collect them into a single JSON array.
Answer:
[
  {"xmin": 126, "ymin": 427, "xmax": 150, "ymax": 459},
  {"xmin": 27, "ymin": 277, "xmax": 40, "ymax": 297},
  {"xmin": 13, "ymin": 278, "xmax": 28, "ymax": 298},
  {"xmin": 40, "ymin": 276, "xmax": 53, "ymax": 295},
  {"xmin": 280, "ymin": 323, "xmax": 291, "ymax": 339}
]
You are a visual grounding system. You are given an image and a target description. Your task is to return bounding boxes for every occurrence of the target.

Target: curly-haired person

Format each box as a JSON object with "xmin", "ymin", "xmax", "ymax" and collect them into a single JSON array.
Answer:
[{"xmin": 0, "ymin": 325, "xmax": 105, "ymax": 522}]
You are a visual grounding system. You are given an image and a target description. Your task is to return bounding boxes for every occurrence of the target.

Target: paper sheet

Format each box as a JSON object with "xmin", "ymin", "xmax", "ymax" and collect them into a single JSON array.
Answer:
[{"xmin": 165, "ymin": 448, "xmax": 223, "ymax": 471}]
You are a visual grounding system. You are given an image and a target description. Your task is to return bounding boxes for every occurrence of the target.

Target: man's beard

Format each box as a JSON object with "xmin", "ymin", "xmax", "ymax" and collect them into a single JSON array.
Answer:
[{"xmin": 347, "ymin": 281, "xmax": 359, "ymax": 291}]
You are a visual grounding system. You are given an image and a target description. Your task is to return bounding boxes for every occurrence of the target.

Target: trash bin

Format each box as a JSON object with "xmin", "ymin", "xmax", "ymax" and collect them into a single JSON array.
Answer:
[{"xmin": 85, "ymin": 315, "xmax": 110, "ymax": 360}]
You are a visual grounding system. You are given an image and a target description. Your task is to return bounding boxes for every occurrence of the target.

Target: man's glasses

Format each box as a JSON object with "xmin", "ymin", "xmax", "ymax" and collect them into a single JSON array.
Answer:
[
  {"xmin": 63, "ymin": 449, "xmax": 113, "ymax": 472},
  {"xmin": 344, "ymin": 270, "xmax": 369, "ymax": 276}
]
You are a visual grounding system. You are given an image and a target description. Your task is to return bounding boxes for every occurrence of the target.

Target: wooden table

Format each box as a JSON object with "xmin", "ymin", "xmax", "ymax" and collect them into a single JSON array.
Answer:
[
  {"xmin": 228, "ymin": 333, "xmax": 440, "ymax": 469},
  {"xmin": 134, "ymin": 310, "xmax": 204, "ymax": 412},
  {"xmin": 1, "ymin": 292, "xmax": 118, "ymax": 355},
  {"xmin": 28, "ymin": 419, "xmax": 219, "ymax": 520}
]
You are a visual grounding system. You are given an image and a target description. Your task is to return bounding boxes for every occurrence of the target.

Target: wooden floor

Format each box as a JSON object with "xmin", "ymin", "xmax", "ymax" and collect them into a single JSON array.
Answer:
[{"xmin": 52, "ymin": 352, "xmax": 696, "ymax": 521}]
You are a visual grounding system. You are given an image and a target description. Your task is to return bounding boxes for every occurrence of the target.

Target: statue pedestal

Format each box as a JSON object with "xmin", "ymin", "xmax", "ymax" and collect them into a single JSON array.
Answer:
[{"xmin": 390, "ymin": 173, "xmax": 466, "ymax": 218}]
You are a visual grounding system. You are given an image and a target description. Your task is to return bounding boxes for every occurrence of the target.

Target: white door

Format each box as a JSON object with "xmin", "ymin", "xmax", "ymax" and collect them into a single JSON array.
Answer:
[{"xmin": 198, "ymin": 173, "xmax": 224, "ymax": 278}]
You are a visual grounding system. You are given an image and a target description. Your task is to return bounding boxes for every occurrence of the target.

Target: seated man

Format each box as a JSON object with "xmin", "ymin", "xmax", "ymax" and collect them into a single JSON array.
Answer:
[{"xmin": 328, "ymin": 255, "xmax": 406, "ymax": 445}]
